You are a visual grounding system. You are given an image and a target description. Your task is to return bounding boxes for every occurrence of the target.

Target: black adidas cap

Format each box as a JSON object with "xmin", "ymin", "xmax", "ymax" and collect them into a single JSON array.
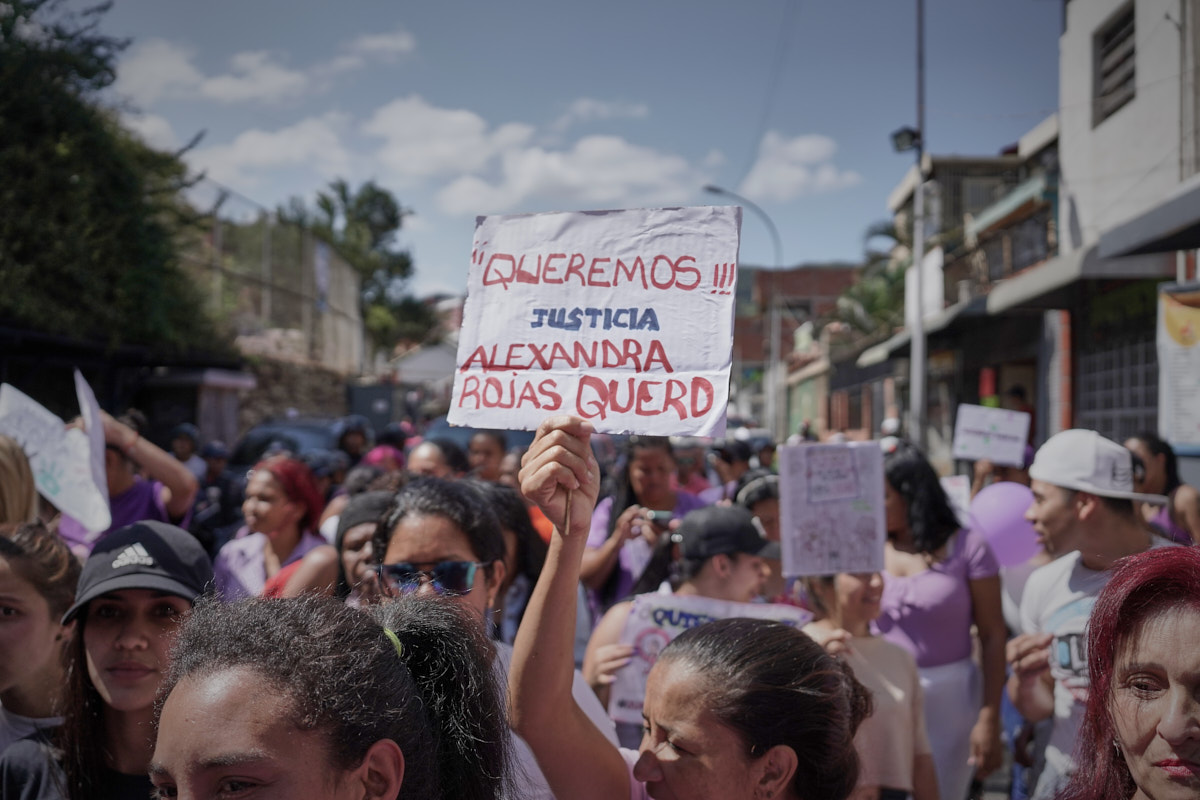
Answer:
[
  {"xmin": 678, "ymin": 505, "xmax": 781, "ymax": 561},
  {"xmin": 62, "ymin": 521, "xmax": 214, "ymax": 624}
]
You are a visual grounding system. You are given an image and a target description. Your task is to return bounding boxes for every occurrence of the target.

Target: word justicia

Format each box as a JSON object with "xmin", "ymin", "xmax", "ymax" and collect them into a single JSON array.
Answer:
[{"xmin": 529, "ymin": 307, "xmax": 660, "ymax": 331}]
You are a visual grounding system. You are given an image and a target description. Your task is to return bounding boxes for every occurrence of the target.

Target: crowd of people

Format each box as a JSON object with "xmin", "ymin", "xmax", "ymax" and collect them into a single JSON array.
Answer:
[{"xmin": 0, "ymin": 406, "xmax": 1198, "ymax": 800}]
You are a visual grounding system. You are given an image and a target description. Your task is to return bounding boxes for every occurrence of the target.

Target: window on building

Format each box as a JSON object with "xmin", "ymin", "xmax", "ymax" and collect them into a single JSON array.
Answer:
[{"xmin": 1093, "ymin": 5, "xmax": 1136, "ymax": 126}]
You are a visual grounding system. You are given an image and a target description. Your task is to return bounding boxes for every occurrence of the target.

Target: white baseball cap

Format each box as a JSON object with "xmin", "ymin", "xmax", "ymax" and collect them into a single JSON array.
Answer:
[{"xmin": 1029, "ymin": 429, "xmax": 1167, "ymax": 504}]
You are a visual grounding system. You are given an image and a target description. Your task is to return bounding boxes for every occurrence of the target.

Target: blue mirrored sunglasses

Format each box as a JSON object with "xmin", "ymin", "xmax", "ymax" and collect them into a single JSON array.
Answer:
[{"xmin": 377, "ymin": 561, "xmax": 484, "ymax": 597}]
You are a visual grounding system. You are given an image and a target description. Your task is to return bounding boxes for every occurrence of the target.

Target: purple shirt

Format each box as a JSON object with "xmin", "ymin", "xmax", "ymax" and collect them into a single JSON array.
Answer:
[
  {"xmin": 874, "ymin": 528, "xmax": 999, "ymax": 668},
  {"xmin": 585, "ymin": 491, "xmax": 707, "ymax": 611},
  {"xmin": 1151, "ymin": 497, "xmax": 1192, "ymax": 545},
  {"xmin": 58, "ymin": 477, "xmax": 177, "ymax": 555},
  {"xmin": 213, "ymin": 530, "xmax": 327, "ymax": 601}
]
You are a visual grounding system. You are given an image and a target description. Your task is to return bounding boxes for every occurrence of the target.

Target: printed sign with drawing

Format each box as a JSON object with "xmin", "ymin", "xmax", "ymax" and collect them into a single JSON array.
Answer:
[
  {"xmin": 951, "ymin": 403, "xmax": 1030, "ymax": 466},
  {"xmin": 778, "ymin": 442, "xmax": 886, "ymax": 577},
  {"xmin": 608, "ymin": 593, "xmax": 811, "ymax": 724},
  {"xmin": 449, "ymin": 206, "xmax": 741, "ymax": 437},
  {"xmin": 0, "ymin": 375, "xmax": 110, "ymax": 534}
]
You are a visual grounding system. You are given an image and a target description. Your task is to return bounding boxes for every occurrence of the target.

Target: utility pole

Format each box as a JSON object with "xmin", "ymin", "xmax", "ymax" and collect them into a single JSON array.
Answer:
[{"xmin": 909, "ymin": 0, "xmax": 927, "ymax": 451}]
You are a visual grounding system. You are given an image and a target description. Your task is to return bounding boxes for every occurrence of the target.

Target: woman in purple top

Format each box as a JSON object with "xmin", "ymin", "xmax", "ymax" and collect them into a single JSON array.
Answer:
[
  {"xmin": 875, "ymin": 441, "xmax": 1006, "ymax": 800},
  {"xmin": 1125, "ymin": 431, "xmax": 1200, "ymax": 545},
  {"xmin": 214, "ymin": 456, "xmax": 336, "ymax": 599},
  {"xmin": 581, "ymin": 436, "xmax": 705, "ymax": 615}
]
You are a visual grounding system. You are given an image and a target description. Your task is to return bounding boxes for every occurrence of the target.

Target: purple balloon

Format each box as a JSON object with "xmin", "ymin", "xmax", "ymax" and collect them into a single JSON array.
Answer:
[{"xmin": 968, "ymin": 482, "xmax": 1040, "ymax": 567}]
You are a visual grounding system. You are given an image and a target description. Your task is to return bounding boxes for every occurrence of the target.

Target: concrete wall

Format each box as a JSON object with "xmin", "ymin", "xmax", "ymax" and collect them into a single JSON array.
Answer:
[
  {"xmin": 237, "ymin": 357, "xmax": 347, "ymax": 435},
  {"xmin": 1060, "ymin": 0, "xmax": 1185, "ymax": 253}
]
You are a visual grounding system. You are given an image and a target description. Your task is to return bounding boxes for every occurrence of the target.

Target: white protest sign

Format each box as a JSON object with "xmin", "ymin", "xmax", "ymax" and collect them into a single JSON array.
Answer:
[
  {"xmin": 449, "ymin": 206, "xmax": 741, "ymax": 436},
  {"xmin": 951, "ymin": 404, "xmax": 1030, "ymax": 466},
  {"xmin": 940, "ymin": 474, "xmax": 971, "ymax": 528},
  {"xmin": 608, "ymin": 593, "xmax": 811, "ymax": 724},
  {"xmin": 777, "ymin": 442, "xmax": 886, "ymax": 577},
  {"xmin": 75, "ymin": 369, "xmax": 110, "ymax": 516},
  {"xmin": 0, "ymin": 382, "xmax": 111, "ymax": 534}
]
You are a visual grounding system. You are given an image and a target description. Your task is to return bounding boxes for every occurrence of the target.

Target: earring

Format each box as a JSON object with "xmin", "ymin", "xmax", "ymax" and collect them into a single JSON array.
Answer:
[{"xmin": 1113, "ymin": 739, "xmax": 1122, "ymax": 756}]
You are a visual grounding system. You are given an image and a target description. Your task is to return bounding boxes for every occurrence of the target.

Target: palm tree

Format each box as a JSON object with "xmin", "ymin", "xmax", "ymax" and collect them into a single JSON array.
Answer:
[{"xmin": 830, "ymin": 220, "xmax": 910, "ymax": 338}]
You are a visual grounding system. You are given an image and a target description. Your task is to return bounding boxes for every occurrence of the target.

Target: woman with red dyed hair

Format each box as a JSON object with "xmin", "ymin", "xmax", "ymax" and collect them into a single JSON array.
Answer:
[
  {"xmin": 213, "ymin": 456, "xmax": 338, "ymax": 599},
  {"xmin": 1059, "ymin": 546, "xmax": 1200, "ymax": 800}
]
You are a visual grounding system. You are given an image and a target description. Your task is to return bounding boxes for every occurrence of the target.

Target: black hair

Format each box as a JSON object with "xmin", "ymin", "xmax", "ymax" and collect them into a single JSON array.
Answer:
[
  {"xmin": 343, "ymin": 464, "xmax": 385, "ymax": 496},
  {"xmin": 1130, "ymin": 431, "xmax": 1183, "ymax": 494},
  {"xmin": 658, "ymin": 618, "xmax": 871, "ymax": 800},
  {"xmin": 884, "ymin": 442, "xmax": 961, "ymax": 554},
  {"xmin": 467, "ymin": 480, "xmax": 547, "ymax": 585},
  {"xmin": 161, "ymin": 594, "xmax": 510, "ymax": 800},
  {"xmin": 373, "ymin": 478, "xmax": 506, "ymax": 568},
  {"xmin": 734, "ymin": 468, "xmax": 779, "ymax": 511},
  {"xmin": 470, "ymin": 430, "xmax": 508, "ymax": 452},
  {"xmin": 418, "ymin": 438, "xmax": 470, "ymax": 476}
]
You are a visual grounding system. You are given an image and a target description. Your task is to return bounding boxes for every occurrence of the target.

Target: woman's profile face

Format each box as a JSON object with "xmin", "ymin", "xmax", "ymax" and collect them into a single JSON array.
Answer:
[
  {"xmin": 83, "ymin": 589, "xmax": 190, "ymax": 714},
  {"xmin": 832, "ymin": 572, "xmax": 884, "ymax": 624},
  {"xmin": 152, "ymin": 666, "xmax": 385, "ymax": 800},
  {"xmin": 629, "ymin": 447, "xmax": 675, "ymax": 507},
  {"xmin": 883, "ymin": 482, "xmax": 908, "ymax": 534},
  {"xmin": 0, "ymin": 557, "xmax": 67, "ymax": 695},
  {"xmin": 1111, "ymin": 605, "xmax": 1200, "ymax": 800},
  {"xmin": 339, "ymin": 522, "xmax": 377, "ymax": 592},
  {"xmin": 633, "ymin": 658, "xmax": 781, "ymax": 800},
  {"xmin": 242, "ymin": 471, "xmax": 302, "ymax": 537}
]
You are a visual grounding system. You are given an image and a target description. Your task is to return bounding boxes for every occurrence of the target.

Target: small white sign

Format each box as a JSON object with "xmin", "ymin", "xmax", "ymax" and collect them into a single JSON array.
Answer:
[
  {"xmin": 940, "ymin": 474, "xmax": 972, "ymax": 528},
  {"xmin": 608, "ymin": 593, "xmax": 810, "ymax": 724},
  {"xmin": 951, "ymin": 403, "xmax": 1030, "ymax": 467},
  {"xmin": 449, "ymin": 206, "xmax": 741, "ymax": 436},
  {"xmin": 0, "ymin": 379, "xmax": 111, "ymax": 534},
  {"xmin": 778, "ymin": 442, "xmax": 886, "ymax": 577}
]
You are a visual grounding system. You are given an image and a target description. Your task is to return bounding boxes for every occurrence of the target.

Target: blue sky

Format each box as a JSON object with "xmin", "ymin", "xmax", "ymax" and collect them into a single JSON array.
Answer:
[{"xmin": 86, "ymin": 0, "xmax": 1062, "ymax": 296}]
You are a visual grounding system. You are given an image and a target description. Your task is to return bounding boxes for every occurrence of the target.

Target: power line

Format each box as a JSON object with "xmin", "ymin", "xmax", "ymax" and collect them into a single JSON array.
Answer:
[{"xmin": 736, "ymin": 0, "xmax": 801, "ymax": 185}]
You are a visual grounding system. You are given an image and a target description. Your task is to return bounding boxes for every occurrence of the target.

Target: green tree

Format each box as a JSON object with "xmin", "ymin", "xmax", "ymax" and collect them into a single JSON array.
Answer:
[
  {"xmin": 280, "ymin": 179, "xmax": 438, "ymax": 352},
  {"xmin": 829, "ymin": 220, "xmax": 909, "ymax": 339},
  {"xmin": 0, "ymin": 0, "xmax": 223, "ymax": 352}
]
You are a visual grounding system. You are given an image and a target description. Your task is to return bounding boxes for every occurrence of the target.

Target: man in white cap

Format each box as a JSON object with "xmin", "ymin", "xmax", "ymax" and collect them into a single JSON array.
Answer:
[{"xmin": 1006, "ymin": 429, "xmax": 1170, "ymax": 800}]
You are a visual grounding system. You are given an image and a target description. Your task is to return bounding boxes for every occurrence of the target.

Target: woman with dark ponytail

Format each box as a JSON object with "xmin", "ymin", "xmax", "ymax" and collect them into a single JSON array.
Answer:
[
  {"xmin": 512, "ymin": 416, "xmax": 872, "ymax": 800},
  {"xmin": 151, "ymin": 593, "xmax": 511, "ymax": 800}
]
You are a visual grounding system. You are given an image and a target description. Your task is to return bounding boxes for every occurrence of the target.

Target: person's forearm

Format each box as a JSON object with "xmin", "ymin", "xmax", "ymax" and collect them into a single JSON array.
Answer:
[
  {"xmin": 109, "ymin": 420, "xmax": 198, "ymax": 518},
  {"xmin": 912, "ymin": 753, "xmax": 940, "ymax": 800},
  {"xmin": 979, "ymin": 630, "xmax": 1006, "ymax": 714},
  {"xmin": 510, "ymin": 527, "xmax": 589, "ymax": 734},
  {"xmin": 579, "ymin": 535, "xmax": 621, "ymax": 590},
  {"xmin": 1007, "ymin": 671, "xmax": 1054, "ymax": 721}
]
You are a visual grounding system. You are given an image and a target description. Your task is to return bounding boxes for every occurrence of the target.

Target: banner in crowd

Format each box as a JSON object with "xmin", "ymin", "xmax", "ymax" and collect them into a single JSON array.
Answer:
[
  {"xmin": 1157, "ymin": 284, "xmax": 1200, "ymax": 448},
  {"xmin": 449, "ymin": 206, "xmax": 741, "ymax": 436},
  {"xmin": 777, "ymin": 442, "xmax": 886, "ymax": 577},
  {"xmin": 0, "ymin": 372, "xmax": 110, "ymax": 533},
  {"xmin": 950, "ymin": 403, "xmax": 1030, "ymax": 466},
  {"xmin": 608, "ymin": 593, "xmax": 811, "ymax": 724}
]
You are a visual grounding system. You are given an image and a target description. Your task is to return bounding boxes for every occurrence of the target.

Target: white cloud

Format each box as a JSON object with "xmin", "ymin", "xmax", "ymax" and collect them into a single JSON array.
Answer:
[
  {"xmin": 550, "ymin": 98, "xmax": 649, "ymax": 133},
  {"xmin": 188, "ymin": 113, "xmax": 352, "ymax": 187},
  {"xmin": 123, "ymin": 112, "xmax": 179, "ymax": 150},
  {"xmin": 118, "ymin": 29, "xmax": 416, "ymax": 106},
  {"xmin": 737, "ymin": 131, "xmax": 861, "ymax": 202},
  {"xmin": 199, "ymin": 51, "xmax": 308, "ymax": 103},
  {"xmin": 117, "ymin": 40, "xmax": 307, "ymax": 105},
  {"xmin": 117, "ymin": 39, "xmax": 204, "ymax": 106},
  {"xmin": 435, "ymin": 134, "xmax": 700, "ymax": 215},
  {"xmin": 363, "ymin": 95, "xmax": 535, "ymax": 179},
  {"xmin": 348, "ymin": 28, "xmax": 417, "ymax": 58}
]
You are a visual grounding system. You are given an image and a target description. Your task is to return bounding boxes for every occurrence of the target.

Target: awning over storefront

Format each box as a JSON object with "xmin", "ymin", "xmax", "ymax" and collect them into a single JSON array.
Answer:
[
  {"xmin": 856, "ymin": 296, "xmax": 987, "ymax": 367},
  {"xmin": 1098, "ymin": 173, "xmax": 1200, "ymax": 258},
  {"xmin": 985, "ymin": 245, "xmax": 1173, "ymax": 314}
]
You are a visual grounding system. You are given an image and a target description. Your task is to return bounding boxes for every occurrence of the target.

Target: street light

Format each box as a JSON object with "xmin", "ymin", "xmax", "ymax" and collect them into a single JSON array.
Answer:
[
  {"xmin": 704, "ymin": 184, "xmax": 785, "ymax": 439},
  {"xmin": 891, "ymin": 0, "xmax": 927, "ymax": 452}
]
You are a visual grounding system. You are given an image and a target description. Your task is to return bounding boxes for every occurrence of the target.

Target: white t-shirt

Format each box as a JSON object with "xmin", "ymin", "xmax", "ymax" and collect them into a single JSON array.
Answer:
[
  {"xmin": 1018, "ymin": 539, "xmax": 1174, "ymax": 796},
  {"xmin": 494, "ymin": 641, "xmax": 618, "ymax": 800},
  {"xmin": 0, "ymin": 704, "xmax": 60, "ymax": 756}
]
